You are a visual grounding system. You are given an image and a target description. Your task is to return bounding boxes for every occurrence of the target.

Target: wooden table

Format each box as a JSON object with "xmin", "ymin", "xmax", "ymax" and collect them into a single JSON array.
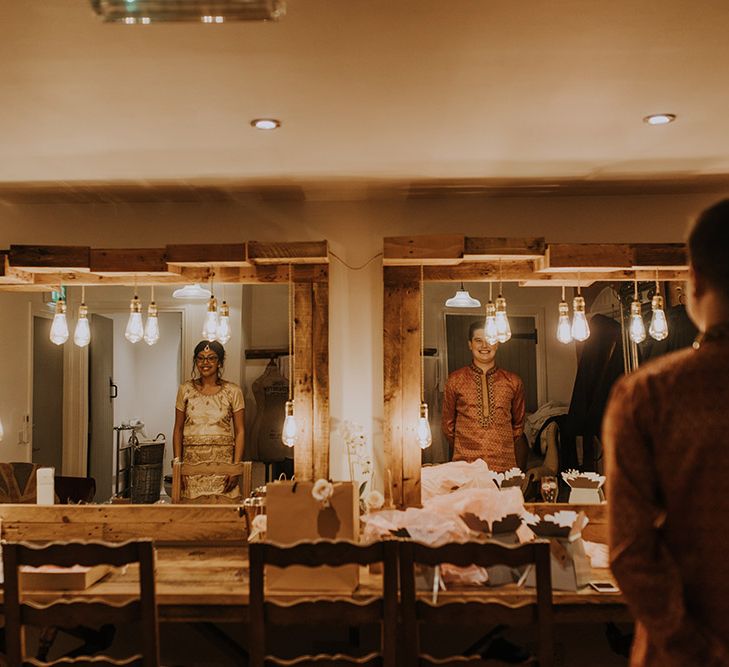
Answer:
[{"xmin": 1, "ymin": 545, "xmax": 630, "ymax": 625}]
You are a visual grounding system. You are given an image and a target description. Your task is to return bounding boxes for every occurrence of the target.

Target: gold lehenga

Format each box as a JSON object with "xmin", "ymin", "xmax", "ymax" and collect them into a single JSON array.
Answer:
[{"xmin": 175, "ymin": 380, "xmax": 245, "ymax": 499}]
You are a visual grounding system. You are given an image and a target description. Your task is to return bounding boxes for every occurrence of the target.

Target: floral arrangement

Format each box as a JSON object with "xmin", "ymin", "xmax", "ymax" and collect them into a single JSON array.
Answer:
[{"xmin": 311, "ymin": 479, "xmax": 335, "ymax": 507}]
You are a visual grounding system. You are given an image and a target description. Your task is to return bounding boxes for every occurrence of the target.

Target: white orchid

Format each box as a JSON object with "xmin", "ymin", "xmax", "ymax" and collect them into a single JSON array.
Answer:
[
  {"xmin": 312, "ymin": 479, "xmax": 334, "ymax": 506},
  {"xmin": 365, "ymin": 490, "xmax": 385, "ymax": 512}
]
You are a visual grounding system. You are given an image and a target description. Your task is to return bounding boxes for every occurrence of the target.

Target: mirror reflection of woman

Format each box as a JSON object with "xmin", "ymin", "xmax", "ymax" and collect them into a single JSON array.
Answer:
[{"xmin": 173, "ymin": 341, "xmax": 245, "ymax": 499}]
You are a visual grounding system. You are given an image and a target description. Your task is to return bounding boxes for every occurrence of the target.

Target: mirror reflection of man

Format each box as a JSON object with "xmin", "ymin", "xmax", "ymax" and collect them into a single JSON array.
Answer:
[{"xmin": 442, "ymin": 322, "xmax": 529, "ymax": 472}]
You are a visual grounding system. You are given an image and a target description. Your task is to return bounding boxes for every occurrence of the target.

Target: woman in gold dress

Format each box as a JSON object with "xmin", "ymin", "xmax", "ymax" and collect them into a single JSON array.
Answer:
[{"xmin": 172, "ymin": 340, "xmax": 245, "ymax": 499}]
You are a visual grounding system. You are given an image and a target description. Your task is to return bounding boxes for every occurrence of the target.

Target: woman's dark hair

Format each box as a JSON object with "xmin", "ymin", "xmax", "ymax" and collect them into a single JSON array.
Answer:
[{"xmin": 192, "ymin": 340, "xmax": 226, "ymax": 383}]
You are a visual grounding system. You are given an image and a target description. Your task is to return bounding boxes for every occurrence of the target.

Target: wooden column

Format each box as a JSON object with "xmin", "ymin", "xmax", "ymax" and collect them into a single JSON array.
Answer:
[
  {"xmin": 383, "ymin": 267, "xmax": 421, "ymax": 507},
  {"xmin": 292, "ymin": 265, "xmax": 329, "ymax": 481}
]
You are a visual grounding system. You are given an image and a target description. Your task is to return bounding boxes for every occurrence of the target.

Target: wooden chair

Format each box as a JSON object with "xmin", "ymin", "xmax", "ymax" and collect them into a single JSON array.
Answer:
[
  {"xmin": 399, "ymin": 541, "xmax": 554, "ymax": 667},
  {"xmin": 248, "ymin": 540, "xmax": 399, "ymax": 667},
  {"xmin": 2, "ymin": 539, "xmax": 159, "ymax": 666},
  {"xmin": 171, "ymin": 459, "xmax": 252, "ymax": 503}
]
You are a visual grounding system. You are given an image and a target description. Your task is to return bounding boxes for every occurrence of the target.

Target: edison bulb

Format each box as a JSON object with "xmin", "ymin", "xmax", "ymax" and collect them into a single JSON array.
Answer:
[
  {"xmin": 73, "ymin": 304, "xmax": 91, "ymax": 347},
  {"xmin": 125, "ymin": 296, "xmax": 144, "ymax": 343},
  {"xmin": 216, "ymin": 301, "xmax": 231, "ymax": 344},
  {"xmin": 484, "ymin": 301, "xmax": 498, "ymax": 344},
  {"xmin": 282, "ymin": 400, "xmax": 298, "ymax": 447},
  {"xmin": 571, "ymin": 296, "xmax": 590, "ymax": 342},
  {"xmin": 495, "ymin": 296, "xmax": 512, "ymax": 343},
  {"xmin": 144, "ymin": 302, "xmax": 160, "ymax": 345},
  {"xmin": 649, "ymin": 295, "xmax": 669, "ymax": 341},
  {"xmin": 416, "ymin": 403, "xmax": 432, "ymax": 450},
  {"xmin": 556, "ymin": 301, "xmax": 572, "ymax": 344},
  {"xmin": 50, "ymin": 299, "xmax": 69, "ymax": 345},
  {"xmin": 202, "ymin": 297, "xmax": 219, "ymax": 341},
  {"xmin": 629, "ymin": 300, "xmax": 646, "ymax": 344}
]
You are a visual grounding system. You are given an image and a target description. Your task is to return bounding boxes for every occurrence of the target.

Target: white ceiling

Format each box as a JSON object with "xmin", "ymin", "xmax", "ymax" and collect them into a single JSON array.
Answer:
[{"xmin": 2, "ymin": 0, "xmax": 729, "ymax": 187}]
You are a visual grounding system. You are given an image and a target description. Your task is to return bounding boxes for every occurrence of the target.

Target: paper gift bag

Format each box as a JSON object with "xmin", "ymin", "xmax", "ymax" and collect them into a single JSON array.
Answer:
[{"xmin": 265, "ymin": 480, "xmax": 359, "ymax": 593}]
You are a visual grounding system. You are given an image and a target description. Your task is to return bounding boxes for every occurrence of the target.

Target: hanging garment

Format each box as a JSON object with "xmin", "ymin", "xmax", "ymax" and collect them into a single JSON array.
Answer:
[
  {"xmin": 251, "ymin": 359, "xmax": 291, "ymax": 463},
  {"xmin": 568, "ymin": 314, "xmax": 625, "ymax": 472}
]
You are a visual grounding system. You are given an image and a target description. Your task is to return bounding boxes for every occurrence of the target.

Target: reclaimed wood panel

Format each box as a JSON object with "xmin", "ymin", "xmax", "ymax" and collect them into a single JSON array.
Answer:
[
  {"xmin": 312, "ymin": 272, "xmax": 330, "ymax": 480},
  {"xmin": 401, "ymin": 279, "xmax": 422, "ymax": 508},
  {"xmin": 294, "ymin": 278, "xmax": 315, "ymax": 481},
  {"xmin": 0, "ymin": 252, "xmax": 33, "ymax": 284},
  {"xmin": 0, "ymin": 505, "xmax": 248, "ymax": 544},
  {"xmin": 383, "ymin": 235, "xmax": 465, "ymax": 265},
  {"xmin": 8, "ymin": 245, "xmax": 91, "ymax": 272},
  {"xmin": 630, "ymin": 243, "xmax": 687, "ymax": 269},
  {"xmin": 464, "ymin": 237, "xmax": 546, "ymax": 259},
  {"xmin": 90, "ymin": 248, "xmax": 175, "ymax": 275},
  {"xmin": 165, "ymin": 243, "xmax": 249, "ymax": 267},
  {"xmin": 248, "ymin": 241, "xmax": 328, "ymax": 265},
  {"xmin": 537, "ymin": 244, "xmax": 632, "ymax": 272}
]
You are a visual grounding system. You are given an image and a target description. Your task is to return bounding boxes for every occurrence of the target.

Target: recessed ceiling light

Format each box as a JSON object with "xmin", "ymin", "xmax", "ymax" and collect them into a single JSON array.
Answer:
[
  {"xmin": 251, "ymin": 118, "xmax": 281, "ymax": 130},
  {"xmin": 643, "ymin": 113, "xmax": 676, "ymax": 126}
]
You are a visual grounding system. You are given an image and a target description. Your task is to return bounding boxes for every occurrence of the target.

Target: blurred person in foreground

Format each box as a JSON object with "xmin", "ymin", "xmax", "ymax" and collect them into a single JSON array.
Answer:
[{"xmin": 603, "ymin": 199, "xmax": 729, "ymax": 666}]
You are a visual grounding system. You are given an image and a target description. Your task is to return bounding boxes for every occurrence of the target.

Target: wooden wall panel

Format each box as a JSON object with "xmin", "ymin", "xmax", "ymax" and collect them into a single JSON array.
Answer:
[
  {"xmin": 312, "ymin": 272, "xmax": 330, "ymax": 480},
  {"xmin": 293, "ymin": 279, "xmax": 315, "ymax": 481},
  {"xmin": 401, "ymin": 280, "xmax": 422, "ymax": 507}
]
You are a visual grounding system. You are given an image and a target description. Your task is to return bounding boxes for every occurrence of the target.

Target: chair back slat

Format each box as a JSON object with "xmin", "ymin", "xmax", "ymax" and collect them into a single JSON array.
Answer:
[
  {"xmin": 248, "ymin": 540, "xmax": 398, "ymax": 667},
  {"xmin": 258, "ymin": 540, "xmax": 386, "ymax": 568},
  {"xmin": 12, "ymin": 540, "xmax": 145, "ymax": 568},
  {"xmin": 21, "ymin": 600, "xmax": 142, "ymax": 628},
  {"xmin": 411, "ymin": 541, "xmax": 539, "ymax": 569},
  {"xmin": 25, "ymin": 657, "xmax": 145, "ymax": 667},
  {"xmin": 399, "ymin": 540, "xmax": 553, "ymax": 667},
  {"xmin": 2, "ymin": 540, "xmax": 160, "ymax": 667}
]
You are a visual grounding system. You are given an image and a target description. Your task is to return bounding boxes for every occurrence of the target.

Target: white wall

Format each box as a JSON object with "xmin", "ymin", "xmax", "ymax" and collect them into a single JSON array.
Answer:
[{"xmin": 0, "ymin": 191, "xmax": 725, "ymax": 483}]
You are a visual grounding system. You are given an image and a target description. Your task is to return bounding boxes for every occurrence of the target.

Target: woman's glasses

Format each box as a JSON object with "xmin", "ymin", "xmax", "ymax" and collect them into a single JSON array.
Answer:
[{"xmin": 196, "ymin": 354, "xmax": 219, "ymax": 363}]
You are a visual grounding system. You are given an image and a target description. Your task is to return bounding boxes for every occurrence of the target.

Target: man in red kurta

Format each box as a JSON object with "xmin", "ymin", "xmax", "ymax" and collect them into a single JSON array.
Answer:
[
  {"xmin": 603, "ymin": 199, "xmax": 729, "ymax": 667},
  {"xmin": 442, "ymin": 322, "xmax": 527, "ymax": 471}
]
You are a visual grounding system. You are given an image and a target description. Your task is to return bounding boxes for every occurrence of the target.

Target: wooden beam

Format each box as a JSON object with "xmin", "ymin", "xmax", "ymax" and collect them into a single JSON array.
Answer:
[
  {"xmin": 293, "ymin": 278, "xmax": 315, "ymax": 481},
  {"xmin": 247, "ymin": 241, "xmax": 328, "ymax": 265},
  {"xmin": 166, "ymin": 243, "xmax": 249, "ymax": 267},
  {"xmin": 464, "ymin": 237, "xmax": 546, "ymax": 260},
  {"xmin": 383, "ymin": 235, "xmax": 465, "ymax": 265},
  {"xmin": 90, "ymin": 248, "xmax": 177, "ymax": 275},
  {"xmin": 536, "ymin": 244, "xmax": 632, "ymax": 273},
  {"xmin": 312, "ymin": 269, "xmax": 330, "ymax": 481},
  {"xmin": 401, "ymin": 279, "xmax": 422, "ymax": 508},
  {"xmin": 0, "ymin": 253, "xmax": 33, "ymax": 285},
  {"xmin": 630, "ymin": 243, "xmax": 688, "ymax": 269},
  {"xmin": 8, "ymin": 245, "xmax": 90, "ymax": 272}
]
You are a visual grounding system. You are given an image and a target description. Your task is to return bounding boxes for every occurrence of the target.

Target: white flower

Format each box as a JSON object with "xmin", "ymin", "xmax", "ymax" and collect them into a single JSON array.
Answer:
[
  {"xmin": 312, "ymin": 479, "xmax": 334, "ymax": 504},
  {"xmin": 365, "ymin": 490, "xmax": 385, "ymax": 511},
  {"xmin": 251, "ymin": 514, "xmax": 267, "ymax": 533}
]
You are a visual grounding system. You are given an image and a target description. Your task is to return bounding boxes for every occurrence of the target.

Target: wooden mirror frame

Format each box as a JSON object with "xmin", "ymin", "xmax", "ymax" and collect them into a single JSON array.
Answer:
[
  {"xmin": 0, "ymin": 241, "xmax": 330, "ymax": 482},
  {"xmin": 383, "ymin": 235, "xmax": 689, "ymax": 508}
]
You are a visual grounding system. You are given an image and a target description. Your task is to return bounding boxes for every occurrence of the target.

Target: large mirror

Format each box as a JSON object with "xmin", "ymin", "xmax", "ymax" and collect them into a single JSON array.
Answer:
[
  {"xmin": 0, "ymin": 270, "xmax": 327, "ymax": 504},
  {"xmin": 421, "ymin": 280, "xmax": 695, "ymax": 498}
]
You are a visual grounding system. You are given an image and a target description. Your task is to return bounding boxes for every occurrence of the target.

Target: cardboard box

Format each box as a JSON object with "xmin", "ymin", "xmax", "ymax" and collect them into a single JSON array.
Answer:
[
  {"xmin": 19, "ymin": 564, "xmax": 112, "ymax": 591},
  {"xmin": 265, "ymin": 481, "xmax": 359, "ymax": 593},
  {"xmin": 524, "ymin": 512, "xmax": 592, "ymax": 591}
]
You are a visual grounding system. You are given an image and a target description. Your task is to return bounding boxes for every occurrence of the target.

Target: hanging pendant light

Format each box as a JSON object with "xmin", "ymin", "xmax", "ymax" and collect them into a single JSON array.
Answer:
[
  {"xmin": 445, "ymin": 282, "xmax": 481, "ymax": 308},
  {"xmin": 217, "ymin": 300, "xmax": 231, "ymax": 344},
  {"xmin": 124, "ymin": 283, "xmax": 144, "ymax": 343},
  {"xmin": 494, "ymin": 261, "xmax": 511, "ymax": 343},
  {"xmin": 484, "ymin": 281, "xmax": 498, "ymax": 344},
  {"xmin": 144, "ymin": 286, "xmax": 160, "ymax": 346},
  {"xmin": 629, "ymin": 279, "xmax": 646, "ymax": 344},
  {"xmin": 50, "ymin": 290, "xmax": 69, "ymax": 345},
  {"xmin": 201, "ymin": 274, "xmax": 219, "ymax": 341},
  {"xmin": 556, "ymin": 285, "xmax": 573, "ymax": 344},
  {"xmin": 417, "ymin": 265, "xmax": 432, "ymax": 450},
  {"xmin": 73, "ymin": 286, "xmax": 91, "ymax": 348},
  {"xmin": 571, "ymin": 275, "xmax": 590, "ymax": 342},
  {"xmin": 649, "ymin": 271, "xmax": 669, "ymax": 341},
  {"xmin": 282, "ymin": 266, "xmax": 298, "ymax": 448}
]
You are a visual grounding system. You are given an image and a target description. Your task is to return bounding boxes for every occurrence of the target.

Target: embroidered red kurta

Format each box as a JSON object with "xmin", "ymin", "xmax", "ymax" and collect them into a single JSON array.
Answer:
[
  {"xmin": 603, "ymin": 329, "xmax": 729, "ymax": 667},
  {"xmin": 441, "ymin": 365, "xmax": 525, "ymax": 471}
]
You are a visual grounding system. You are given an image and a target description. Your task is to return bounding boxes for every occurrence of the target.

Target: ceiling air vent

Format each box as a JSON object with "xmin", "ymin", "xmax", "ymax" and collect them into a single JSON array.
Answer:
[{"xmin": 90, "ymin": 0, "xmax": 286, "ymax": 23}]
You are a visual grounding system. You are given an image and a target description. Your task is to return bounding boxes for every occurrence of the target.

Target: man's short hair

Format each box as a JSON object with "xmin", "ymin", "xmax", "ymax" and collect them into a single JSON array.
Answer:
[
  {"xmin": 468, "ymin": 320, "xmax": 484, "ymax": 340},
  {"xmin": 688, "ymin": 199, "xmax": 729, "ymax": 300}
]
